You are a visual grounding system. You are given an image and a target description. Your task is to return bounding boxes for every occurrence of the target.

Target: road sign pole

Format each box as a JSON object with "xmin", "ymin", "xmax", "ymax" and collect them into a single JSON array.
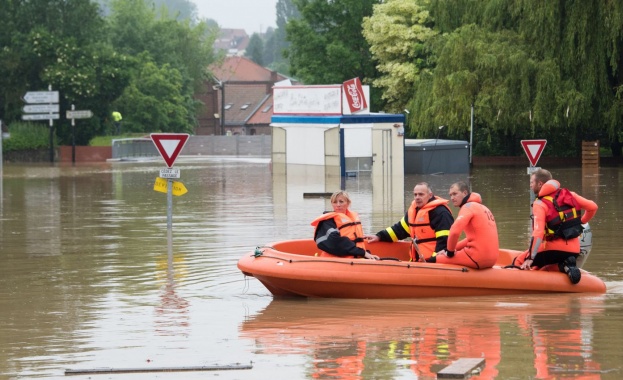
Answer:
[
  {"xmin": 167, "ymin": 179, "xmax": 174, "ymax": 261},
  {"xmin": 1, "ymin": 119, "xmax": 3, "ymax": 207},
  {"xmin": 71, "ymin": 104, "xmax": 76, "ymax": 164},
  {"xmin": 48, "ymin": 85, "xmax": 54, "ymax": 163},
  {"xmin": 49, "ymin": 121, "xmax": 54, "ymax": 163}
]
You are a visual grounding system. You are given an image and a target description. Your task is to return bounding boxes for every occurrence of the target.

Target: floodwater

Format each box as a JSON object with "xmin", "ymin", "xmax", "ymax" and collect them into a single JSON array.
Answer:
[{"xmin": 1, "ymin": 158, "xmax": 622, "ymax": 380}]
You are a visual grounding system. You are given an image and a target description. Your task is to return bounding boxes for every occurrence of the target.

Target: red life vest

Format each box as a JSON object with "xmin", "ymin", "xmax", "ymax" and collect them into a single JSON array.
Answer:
[
  {"xmin": 406, "ymin": 198, "xmax": 451, "ymax": 261},
  {"xmin": 538, "ymin": 188, "xmax": 583, "ymax": 240}
]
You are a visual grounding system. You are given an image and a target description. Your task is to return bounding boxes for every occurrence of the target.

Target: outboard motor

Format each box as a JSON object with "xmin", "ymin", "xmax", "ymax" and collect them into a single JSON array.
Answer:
[{"xmin": 577, "ymin": 223, "xmax": 592, "ymax": 268}]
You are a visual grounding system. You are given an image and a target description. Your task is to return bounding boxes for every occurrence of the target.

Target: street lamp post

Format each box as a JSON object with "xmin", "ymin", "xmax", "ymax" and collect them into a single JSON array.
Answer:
[
  {"xmin": 470, "ymin": 103, "xmax": 474, "ymax": 165},
  {"xmin": 220, "ymin": 84, "xmax": 225, "ymax": 136},
  {"xmin": 213, "ymin": 81, "xmax": 225, "ymax": 136}
]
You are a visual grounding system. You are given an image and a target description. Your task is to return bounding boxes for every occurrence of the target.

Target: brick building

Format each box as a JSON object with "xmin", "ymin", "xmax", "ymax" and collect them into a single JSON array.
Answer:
[{"xmin": 195, "ymin": 56, "xmax": 293, "ymax": 136}]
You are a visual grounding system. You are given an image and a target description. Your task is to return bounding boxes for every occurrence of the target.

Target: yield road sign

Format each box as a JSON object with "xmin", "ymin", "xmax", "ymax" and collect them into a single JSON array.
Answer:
[
  {"xmin": 22, "ymin": 113, "xmax": 60, "ymax": 121},
  {"xmin": 150, "ymin": 133, "xmax": 189, "ymax": 167},
  {"xmin": 23, "ymin": 104, "xmax": 59, "ymax": 113},
  {"xmin": 23, "ymin": 91, "xmax": 59, "ymax": 104},
  {"xmin": 521, "ymin": 139, "xmax": 547, "ymax": 166},
  {"xmin": 66, "ymin": 110, "xmax": 93, "ymax": 119}
]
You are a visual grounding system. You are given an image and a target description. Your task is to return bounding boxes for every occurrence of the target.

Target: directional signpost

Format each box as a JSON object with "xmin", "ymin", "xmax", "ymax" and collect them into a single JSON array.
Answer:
[
  {"xmin": 23, "ymin": 104, "xmax": 60, "ymax": 114},
  {"xmin": 22, "ymin": 86, "xmax": 59, "ymax": 162},
  {"xmin": 23, "ymin": 91, "xmax": 59, "ymax": 104},
  {"xmin": 150, "ymin": 133, "xmax": 190, "ymax": 256},
  {"xmin": 67, "ymin": 105, "xmax": 94, "ymax": 164},
  {"xmin": 21, "ymin": 91, "xmax": 60, "ymax": 121},
  {"xmin": 66, "ymin": 110, "xmax": 93, "ymax": 119},
  {"xmin": 22, "ymin": 113, "xmax": 60, "ymax": 121}
]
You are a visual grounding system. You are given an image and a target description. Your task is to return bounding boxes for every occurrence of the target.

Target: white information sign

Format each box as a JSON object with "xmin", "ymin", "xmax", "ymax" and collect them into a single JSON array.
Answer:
[
  {"xmin": 23, "ymin": 104, "xmax": 60, "ymax": 113},
  {"xmin": 159, "ymin": 168, "xmax": 180, "ymax": 179},
  {"xmin": 273, "ymin": 85, "xmax": 342, "ymax": 115},
  {"xmin": 23, "ymin": 91, "xmax": 59, "ymax": 104},
  {"xmin": 22, "ymin": 113, "xmax": 60, "ymax": 121},
  {"xmin": 66, "ymin": 110, "xmax": 93, "ymax": 119}
]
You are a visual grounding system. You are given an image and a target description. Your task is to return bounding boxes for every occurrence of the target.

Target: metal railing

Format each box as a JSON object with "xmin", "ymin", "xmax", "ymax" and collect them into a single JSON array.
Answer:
[{"xmin": 112, "ymin": 138, "xmax": 159, "ymax": 160}]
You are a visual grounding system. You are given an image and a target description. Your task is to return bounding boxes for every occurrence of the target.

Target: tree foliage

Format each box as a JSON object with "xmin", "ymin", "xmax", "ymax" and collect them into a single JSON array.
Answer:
[
  {"xmin": 286, "ymin": 0, "xmax": 384, "ymax": 109},
  {"xmin": 368, "ymin": 0, "xmax": 623, "ymax": 155},
  {"xmin": 0, "ymin": 0, "xmax": 218, "ymax": 147},
  {"xmin": 245, "ymin": 34, "xmax": 265, "ymax": 66},
  {"xmin": 116, "ymin": 56, "xmax": 192, "ymax": 133},
  {"xmin": 362, "ymin": 0, "xmax": 437, "ymax": 112}
]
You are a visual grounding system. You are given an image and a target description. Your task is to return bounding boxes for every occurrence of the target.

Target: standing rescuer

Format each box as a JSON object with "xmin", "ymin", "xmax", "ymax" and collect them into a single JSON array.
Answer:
[
  {"xmin": 516, "ymin": 168, "xmax": 598, "ymax": 284},
  {"xmin": 112, "ymin": 111, "xmax": 122, "ymax": 135}
]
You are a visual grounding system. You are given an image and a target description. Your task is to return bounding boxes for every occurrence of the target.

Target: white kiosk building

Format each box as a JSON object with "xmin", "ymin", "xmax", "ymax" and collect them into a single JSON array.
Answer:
[{"xmin": 270, "ymin": 82, "xmax": 405, "ymax": 211}]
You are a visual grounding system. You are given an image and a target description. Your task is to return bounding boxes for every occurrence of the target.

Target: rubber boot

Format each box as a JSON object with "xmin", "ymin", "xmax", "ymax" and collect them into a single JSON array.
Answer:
[{"xmin": 558, "ymin": 255, "xmax": 581, "ymax": 284}]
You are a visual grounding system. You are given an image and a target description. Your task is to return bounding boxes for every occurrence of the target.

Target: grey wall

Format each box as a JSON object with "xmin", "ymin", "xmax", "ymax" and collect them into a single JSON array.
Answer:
[{"xmin": 184, "ymin": 135, "xmax": 271, "ymax": 156}]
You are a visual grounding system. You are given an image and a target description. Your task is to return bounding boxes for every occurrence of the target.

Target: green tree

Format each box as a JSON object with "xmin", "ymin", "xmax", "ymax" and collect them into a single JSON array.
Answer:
[
  {"xmin": 108, "ymin": 0, "xmax": 218, "ymax": 133},
  {"xmin": 245, "ymin": 34, "xmax": 265, "ymax": 66},
  {"xmin": 388, "ymin": 0, "xmax": 623, "ymax": 155},
  {"xmin": 115, "ymin": 56, "xmax": 191, "ymax": 133},
  {"xmin": 362, "ymin": 0, "xmax": 437, "ymax": 113},
  {"xmin": 286, "ymin": 0, "xmax": 383, "ymax": 109},
  {"xmin": 268, "ymin": 0, "xmax": 300, "ymax": 75},
  {"xmin": 152, "ymin": 0, "xmax": 198, "ymax": 22},
  {"xmin": 0, "ymin": 0, "xmax": 129, "ymax": 145}
]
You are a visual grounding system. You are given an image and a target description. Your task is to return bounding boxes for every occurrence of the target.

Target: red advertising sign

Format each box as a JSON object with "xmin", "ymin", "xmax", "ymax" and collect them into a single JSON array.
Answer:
[
  {"xmin": 521, "ymin": 139, "xmax": 547, "ymax": 166},
  {"xmin": 151, "ymin": 133, "xmax": 189, "ymax": 167},
  {"xmin": 342, "ymin": 77, "xmax": 368, "ymax": 113}
]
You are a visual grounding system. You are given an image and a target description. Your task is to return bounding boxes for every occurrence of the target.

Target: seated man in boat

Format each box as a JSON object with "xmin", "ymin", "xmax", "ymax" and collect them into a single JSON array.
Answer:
[
  {"xmin": 365, "ymin": 182, "xmax": 454, "ymax": 262},
  {"xmin": 432, "ymin": 181, "xmax": 499, "ymax": 269},
  {"xmin": 311, "ymin": 190, "xmax": 379, "ymax": 260},
  {"xmin": 516, "ymin": 169, "xmax": 598, "ymax": 284}
]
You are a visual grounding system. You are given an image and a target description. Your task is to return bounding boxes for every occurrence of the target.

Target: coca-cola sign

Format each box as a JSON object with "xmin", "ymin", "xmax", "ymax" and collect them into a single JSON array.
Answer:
[{"xmin": 343, "ymin": 77, "xmax": 368, "ymax": 113}]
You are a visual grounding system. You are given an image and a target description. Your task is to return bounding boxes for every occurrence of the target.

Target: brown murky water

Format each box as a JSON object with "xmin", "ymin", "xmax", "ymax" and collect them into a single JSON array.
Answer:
[{"xmin": 1, "ymin": 159, "xmax": 622, "ymax": 379}]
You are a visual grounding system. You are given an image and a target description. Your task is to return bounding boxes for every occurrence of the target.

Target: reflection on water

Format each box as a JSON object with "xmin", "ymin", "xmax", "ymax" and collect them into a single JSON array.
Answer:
[
  {"xmin": 241, "ymin": 295, "xmax": 608, "ymax": 379},
  {"xmin": 0, "ymin": 160, "xmax": 622, "ymax": 379}
]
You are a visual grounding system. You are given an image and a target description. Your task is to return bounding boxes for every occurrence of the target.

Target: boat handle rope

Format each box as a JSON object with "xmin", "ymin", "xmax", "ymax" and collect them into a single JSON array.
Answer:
[{"xmin": 251, "ymin": 251, "xmax": 469, "ymax": 272}]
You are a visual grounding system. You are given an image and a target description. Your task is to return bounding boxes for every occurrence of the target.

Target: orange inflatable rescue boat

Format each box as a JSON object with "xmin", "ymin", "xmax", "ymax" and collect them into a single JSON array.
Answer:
[{"xmin": 237, "ymin": 237, "xmax": 606, "ymax": 299}]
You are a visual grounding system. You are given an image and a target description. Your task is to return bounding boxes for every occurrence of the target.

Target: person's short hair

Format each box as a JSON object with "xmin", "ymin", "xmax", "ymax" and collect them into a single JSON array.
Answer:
[
  {"xmin": 415, "ymin": 182, "xmax": 433, "ymax": 194},
  {"xmin": 451, "ymin": 181, "xmax": 469, "ymax": 193},
  {"xmin": 330, "ymin": 190, "xmax": 351, "ymax": 204},
  {"xmin": 532, "ymin": 168, "xmax": 552, "ymax": 184}
]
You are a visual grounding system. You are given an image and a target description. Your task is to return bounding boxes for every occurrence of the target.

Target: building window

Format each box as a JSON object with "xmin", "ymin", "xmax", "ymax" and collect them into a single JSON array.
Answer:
[
  {"xmin": 225, "ymin": 103, "xmax": 233, "ymax": 110},
  {"xmin": 262, "ymin": 105, "xmax": 272, "ymax": 113},
  {"xmin": 241, "ymin": 103, "xmax": 250, "ymax": 110}
]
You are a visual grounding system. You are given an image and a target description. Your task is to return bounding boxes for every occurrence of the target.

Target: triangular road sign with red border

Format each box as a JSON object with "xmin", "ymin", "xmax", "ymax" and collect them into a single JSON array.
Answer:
[
  {"xmin": 150, "ymin": 133, "xmax": 189, "ymax": 167},
  {"xmin": 521, "ymin": 139, "xmax": 547, "ymax": 166}
]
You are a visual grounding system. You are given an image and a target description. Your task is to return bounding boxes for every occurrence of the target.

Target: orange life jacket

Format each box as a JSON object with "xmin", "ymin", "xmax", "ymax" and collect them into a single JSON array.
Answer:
[
  {"xmin": 538, "ymin": 187, "xmax": 583, "ymax": 241},
  {"xmin": 311, "ymin": 211, "xmax": 367, "ymax": 256},
  {"xmin": 407, "ymin": 198, "xmax": 451, "ymax": 261}
]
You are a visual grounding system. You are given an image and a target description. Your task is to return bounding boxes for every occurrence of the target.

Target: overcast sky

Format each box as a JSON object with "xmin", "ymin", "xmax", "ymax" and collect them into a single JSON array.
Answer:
[{"xmin": 194, "ymin": 0, "xmax": 278, "ymax": 35}]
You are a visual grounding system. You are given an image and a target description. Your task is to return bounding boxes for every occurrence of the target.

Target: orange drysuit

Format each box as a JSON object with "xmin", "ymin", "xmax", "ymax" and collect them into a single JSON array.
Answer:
[{"xmin": 436, "ymin": 192, "xmax": 499, "ymax": 269}]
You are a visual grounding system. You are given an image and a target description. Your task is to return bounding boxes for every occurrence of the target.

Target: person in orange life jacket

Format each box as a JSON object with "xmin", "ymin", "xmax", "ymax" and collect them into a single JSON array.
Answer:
[
  {"xmin": 518, "ymin": 169, "xmax": 597, "ymax": 284},
  {"xmin": 311, "ymin": 190, "xmax": 379, "ymax": 260},
  {"xmin": 365, "ymin": 182, "xmax": 453, "ymax": 261},
  {"xmin": 432, "ymin": 181, "xmax": 499, "ymax": 268}
]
